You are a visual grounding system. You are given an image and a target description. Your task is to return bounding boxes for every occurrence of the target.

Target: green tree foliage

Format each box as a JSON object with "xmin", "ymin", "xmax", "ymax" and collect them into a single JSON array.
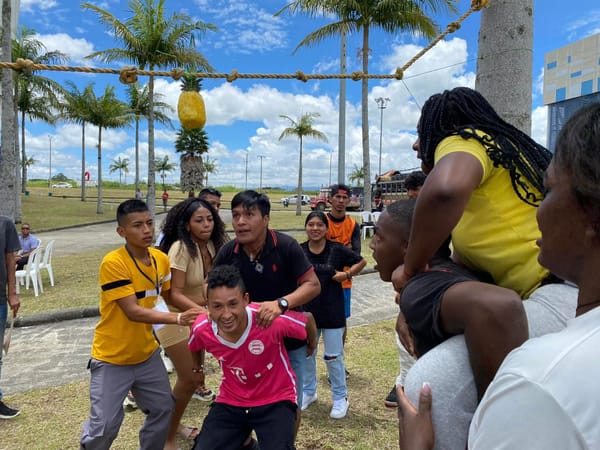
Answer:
[
  {"xmin": 279, "ymin": 112, "xmax": 328, "ymax": 216},
  {"xmin": 82, "ymin": 0, "xmax": 216, "ymax": 217}
]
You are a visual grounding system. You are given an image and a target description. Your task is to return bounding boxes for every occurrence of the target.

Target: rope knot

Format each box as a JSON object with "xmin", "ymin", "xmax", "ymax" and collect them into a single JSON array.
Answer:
[
  {"xmin": 171, "ymin": 68, "xmax": 184, "ymax": 81},
  {"xmin": 393, "ymin": 68, "xmax": 404, "ymax": 80},
  {"xmin": 447, "ymin": 21, "xmax": 461, "ymax": 33},
  {"xmin": 226, "ymin": 69, "xmax": 239, "ymax": 83},
  {"xmin": 351, "ymin": 71, "xmax": 364, "ymax": 81},
  {"xmin": 119, "ymin": 66, "xmax": 138, "ymax": 84},
  {"xmin": 295, "ymin": 70, "xmax": 308, "ymax": 82},
  {"xmin": 15, "ymin": 58, "xmax": 35, "ymax": 74},
  {"xmin": 471, "ymin": 0, "xmax": 490, "ymax": 11}
]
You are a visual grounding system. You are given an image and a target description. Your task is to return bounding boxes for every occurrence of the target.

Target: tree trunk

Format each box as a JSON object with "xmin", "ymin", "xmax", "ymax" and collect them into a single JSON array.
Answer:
[
  {"xmin": 180, "ymin": 154, "xmax": 204, "ymax": 196},
  {"xmin": 97, "ymin": 128, "xmax": 103, "ymax": 214},
  {"xmin": 20, "ymin": 99, "xmax": 27, "ymax": 194},
  {"xmin": 476, "ymin": 0, "xmax": 533, "ymax": 134},
  {"xmin": 296, "ymin": 136, "xmax": 303, "ymax": 216},
  {"xmin": 81, "ymin": 122, "xmax": 86, "ymax": 201},
  {"xmin": 135, "ymin": 116, "xmax": 140, "ymax": 191},
  {"xmin": 147, "ymin": 74, "xmax": 156, "ymax": 217},
  {"xmin": 0, "ymin": 0, "xmax": 19, "ymax": 220},
  {"xmin": 361, "ymin": 26, "xmax": 372, "ymax": 212}
]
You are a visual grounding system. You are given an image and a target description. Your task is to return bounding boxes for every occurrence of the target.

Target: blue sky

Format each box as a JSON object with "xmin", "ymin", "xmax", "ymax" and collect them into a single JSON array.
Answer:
[{"xmin": 15, "ymin": 0, "xmax": 600, "ymax": 189}]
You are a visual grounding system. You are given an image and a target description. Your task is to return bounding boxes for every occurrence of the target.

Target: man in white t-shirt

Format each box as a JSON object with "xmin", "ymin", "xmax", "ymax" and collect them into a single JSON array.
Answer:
[{"xmin": 189, "ymin": 265, "xmax": 316, "ymax": 450}]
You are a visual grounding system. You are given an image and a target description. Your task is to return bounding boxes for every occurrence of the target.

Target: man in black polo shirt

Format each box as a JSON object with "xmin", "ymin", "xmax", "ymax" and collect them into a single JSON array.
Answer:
[{"xmin": 213, "ymin": 190, "xmax": 320, "ymax": 436}]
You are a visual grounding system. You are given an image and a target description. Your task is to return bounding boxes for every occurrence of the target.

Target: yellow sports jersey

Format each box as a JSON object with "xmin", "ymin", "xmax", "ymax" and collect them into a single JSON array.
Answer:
[
  {"xmin": 91, "ymin": 246, "xmax": 171, "ymax": 365},
  {"xmin": 435, "ymin": 133, "xmax": 549, "ymax": 298}
]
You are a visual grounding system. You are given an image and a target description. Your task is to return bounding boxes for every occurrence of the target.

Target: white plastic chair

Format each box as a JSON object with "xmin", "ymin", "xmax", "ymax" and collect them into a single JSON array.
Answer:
[
  {"xmin": 371, "ymin": 211, "xmax": 382, "ymax": 223},
  {"xmin": 15, "ymin": 246, "xmax": 44, "ymax": 297},
  {"xmin": 38, "ymin": 239, "xmax": 55, "ymax": 287},
  {"xmin": 360, "ymin": 211, "xmax": 374, "ymax": 239}
]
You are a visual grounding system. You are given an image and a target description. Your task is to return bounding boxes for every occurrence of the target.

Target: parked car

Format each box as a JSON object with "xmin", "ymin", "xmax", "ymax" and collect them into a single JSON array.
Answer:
[
  {"xmin": 281, "ymin": 194, "xmax": 311, "ymax": 206},
  {"xmin": 52, "ymin": 182, "xmax": 72, "ymax": 188}
]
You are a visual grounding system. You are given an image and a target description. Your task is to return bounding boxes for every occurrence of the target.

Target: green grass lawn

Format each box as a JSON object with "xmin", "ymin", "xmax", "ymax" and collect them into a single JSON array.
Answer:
[
  {"xmin": 1, "ymin": 319, "xmax": 400, "ymax": 450},
  {"xmin": 6, "ymin": 187, "xmax": 395, "ymax": 449}
]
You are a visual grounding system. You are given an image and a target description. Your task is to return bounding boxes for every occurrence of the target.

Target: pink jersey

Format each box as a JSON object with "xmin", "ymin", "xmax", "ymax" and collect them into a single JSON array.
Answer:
[{"xmin": 189, "ymin": 303, "xmax": 307, "ymax": 407}]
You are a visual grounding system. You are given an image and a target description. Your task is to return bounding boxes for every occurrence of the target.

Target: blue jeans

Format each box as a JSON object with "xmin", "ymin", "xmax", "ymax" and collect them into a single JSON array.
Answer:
[
  {"xmin": 303, "ymin": 328, "xmax": 347, "ymax": 401},
  {"xmin": 0, "ymin": 303, "xmax": 7, "ymax": 401},
  {"xmin": 286, "ymin": 346, "xmax": 306, "ymax": 407}
]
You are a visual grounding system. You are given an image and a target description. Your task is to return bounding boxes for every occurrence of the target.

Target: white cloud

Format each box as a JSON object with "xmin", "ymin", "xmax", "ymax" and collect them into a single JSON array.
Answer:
[
  {"xmin": 531, "ymin": 106, "xmax": 548, "ymax": 148},
  {"xmin": 19, "ymin": 0, "xmax": 58, "ymax": 12},
  {"xmin": 36, "ymin": 33, "xmax": 95, "ymax": 65}
]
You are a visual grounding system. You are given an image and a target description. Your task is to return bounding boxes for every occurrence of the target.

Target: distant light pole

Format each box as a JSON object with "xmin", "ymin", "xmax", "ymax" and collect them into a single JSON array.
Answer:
[
  {"xmin": 329, "ymin": 150, "xmax": 333, "ymax": 186},
  {"xmin": 375, "ymin": 97, "xmax": 391, "ymax": 177},
  {"xmin": 48, "ymin": 135, "xmax": 53, "ymax": 188},
  {"xmin": 257, "ymin": 155, "xmax": 265, "ymax": 192},
  {"xmin": 245, "ymin": 151, "xmax": 249, "ymax": 189}
]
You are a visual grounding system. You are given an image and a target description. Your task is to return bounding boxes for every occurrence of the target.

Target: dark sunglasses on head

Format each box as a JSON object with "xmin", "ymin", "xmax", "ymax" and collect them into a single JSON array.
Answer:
[{"xmin": 21, "ymin": 227, "xmax": 30, "ymax": 230}]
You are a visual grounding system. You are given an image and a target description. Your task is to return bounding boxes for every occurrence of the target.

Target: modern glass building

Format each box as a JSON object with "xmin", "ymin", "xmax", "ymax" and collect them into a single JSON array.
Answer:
[{"xmin": 543, "ymin": 32, "xmax": 600, "ymax": 151}]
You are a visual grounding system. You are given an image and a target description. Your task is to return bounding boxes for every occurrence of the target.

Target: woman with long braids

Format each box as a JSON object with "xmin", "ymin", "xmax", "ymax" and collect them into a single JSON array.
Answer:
[
  {"xmin": 394, "ymin": 86, "xmax": 553, "ymax": 297},
  {"xmin": 391, "ymin": 87, "xmax": 578, "ymax": 449},
  {"xmin": 157, "ymin": 197, "xmax": 227, "ymax": 450}
]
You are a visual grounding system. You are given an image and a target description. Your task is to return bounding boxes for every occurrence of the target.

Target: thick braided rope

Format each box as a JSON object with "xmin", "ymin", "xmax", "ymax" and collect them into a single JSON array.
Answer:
[{"xmin": 1, "ymin": 1, "xmax": 488, "ymax": 84}]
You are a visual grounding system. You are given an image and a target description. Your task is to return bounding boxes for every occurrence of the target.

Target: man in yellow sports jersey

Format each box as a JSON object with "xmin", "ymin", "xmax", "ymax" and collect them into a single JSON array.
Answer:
[{"xmin": 80, "ymin": 200, "xmax": 202, "ymax": 450}]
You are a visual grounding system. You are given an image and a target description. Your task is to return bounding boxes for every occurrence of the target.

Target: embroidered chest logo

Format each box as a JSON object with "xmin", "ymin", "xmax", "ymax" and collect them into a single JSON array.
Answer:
[{"xmin": 248, "ymin": 339, "xmax": 265, "ymax": 355}]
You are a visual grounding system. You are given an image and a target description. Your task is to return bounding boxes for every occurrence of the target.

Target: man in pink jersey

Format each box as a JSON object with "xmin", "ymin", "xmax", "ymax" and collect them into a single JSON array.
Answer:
[{"xmin": 189, "ymin": 265, "xmax": 316, "ymax": 450}]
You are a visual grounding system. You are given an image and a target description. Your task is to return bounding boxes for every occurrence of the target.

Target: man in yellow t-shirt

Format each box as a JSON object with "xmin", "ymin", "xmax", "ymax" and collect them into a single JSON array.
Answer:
[{"xmin": 80, "ymin": 199, "xmax": 201, "ymax": 450}]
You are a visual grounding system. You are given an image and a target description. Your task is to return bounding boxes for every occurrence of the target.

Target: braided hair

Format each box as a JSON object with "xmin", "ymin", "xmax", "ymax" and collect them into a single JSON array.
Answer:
[
  {"xmin": 419, "ymin": 87, "xmax": 551, "ymax": 206},
  {"xmin": 159, "ymin": 197, "xmax": 227, "ymax": 258}
]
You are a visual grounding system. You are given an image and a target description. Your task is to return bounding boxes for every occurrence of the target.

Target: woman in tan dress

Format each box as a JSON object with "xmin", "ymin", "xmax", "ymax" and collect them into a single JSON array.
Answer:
[{"xmin": 158, "ymin": 197, "xmax": 227, "ymax": 449}]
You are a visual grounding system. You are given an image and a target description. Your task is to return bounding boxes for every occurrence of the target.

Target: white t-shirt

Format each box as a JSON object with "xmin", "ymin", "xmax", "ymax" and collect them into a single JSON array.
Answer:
[{"xmin": 469, "ymin": 305, "xmax": 600, "ymax": 449}]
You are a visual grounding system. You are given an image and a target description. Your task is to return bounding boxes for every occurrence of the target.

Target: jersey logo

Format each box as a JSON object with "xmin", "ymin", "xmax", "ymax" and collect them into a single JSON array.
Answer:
[
  {"xmin": 229, "ymin": 366, "xmax": 247, "ymax": 384},
  {"xmin": 248, "ymin": 339, "xmax": 265, "ymax": 355}
]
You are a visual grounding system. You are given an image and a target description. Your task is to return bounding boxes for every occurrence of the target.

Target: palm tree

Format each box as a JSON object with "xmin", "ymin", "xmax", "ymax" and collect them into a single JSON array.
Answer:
[
  {"xmin": 60, "ymin": 81, "xmax": 95, "ymax": 201},
  {"xmin": 279, "ymin": 112, "xmax": 328, "ymax": 216},
  {"xmin": 349, "ymin": 164, "xmax": 366, "ymax": 187},
  {"xmin": 86, "ymin": 85, "xmax": 131, "ymax": 214},
  {"xmin": 12, "ymin": 26, "xmax": 68, "ymax": 193},
  {"xmin": 82, "ymin": 0, "xmax": 216, "ymax": 217},
  {"xmin": 126, "ymin": 82, "xmax": 173, "ymax": 192},
  {"xmin": 109, "ymin": 156, "xmax": 130, "ymax": 185},
  {"xmin": 276, "ymin": 0, "xmax": 456, "ymax": 211},
  {"xmin": 203, "ymin": 156, "xmax": 217, "ymax": 186},
  {"xmin": 175, "ymin": 126, "xmax": 210, "ymax": 197},
  {"xmin": 477, "ymin": 0, "xmax": 533, "ymax": 133},
  {"xmin": 0, "ymin": 0, "xmax": 19, "ymax": 219},
  {"xmin": 155, "ymin": 155, "xmax": 176, "ymax": 192}
]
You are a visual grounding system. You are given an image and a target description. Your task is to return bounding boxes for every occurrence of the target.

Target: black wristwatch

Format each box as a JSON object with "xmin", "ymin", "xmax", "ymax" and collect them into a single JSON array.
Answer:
[{"xmin": 277, "ymin": 297, "xmax": 289, "ymax": 313}]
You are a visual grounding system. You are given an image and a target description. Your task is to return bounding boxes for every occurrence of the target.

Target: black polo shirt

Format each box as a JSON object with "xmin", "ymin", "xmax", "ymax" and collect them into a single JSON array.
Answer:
[{"xmin": 213, "ymin": 229, "xmax": 315, "ymax": 350}]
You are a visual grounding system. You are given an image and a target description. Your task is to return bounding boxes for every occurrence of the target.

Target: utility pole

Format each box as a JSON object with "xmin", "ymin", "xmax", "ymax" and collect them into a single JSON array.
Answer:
[
  {"xmin": 257, "ymin": 155, "xmax": 265, "ymax": 192},
  {"xmin": 375, "ymin": 97, "xmax": 390, "ymax": 177},
  {"xmin": 338, "ymin": 30, "xmax": 347, "ymax": 184},
  {"xmin": 48, "ymin": 135, "xmax": 53, "ymax": 188},
  {"xmin": 245, "ymin": 151, "xmax": 249, "ymax": 189},
  {"xmin": 329, "ymin": 149, "xmax": 334, "ymax": 186}
]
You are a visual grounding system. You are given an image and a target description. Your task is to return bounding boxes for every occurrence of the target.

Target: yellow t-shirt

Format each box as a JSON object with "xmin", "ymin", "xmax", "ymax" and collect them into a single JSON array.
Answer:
[
  {"xmin": 168, "ymin": 239, "xmax": 215, "ymax": 307},
  {"xmin": 434, "ymin": 133, "xmax": 548, "ymax": 298},
  {"xmin": 91, "ymin": 246, "xmax": 172, "ymax": 365}
]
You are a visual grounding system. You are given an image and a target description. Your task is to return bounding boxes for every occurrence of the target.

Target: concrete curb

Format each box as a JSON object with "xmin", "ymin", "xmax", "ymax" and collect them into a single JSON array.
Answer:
[{"xmin": 14, "ymin": 268, "xmax": 379, "ymax": 328}]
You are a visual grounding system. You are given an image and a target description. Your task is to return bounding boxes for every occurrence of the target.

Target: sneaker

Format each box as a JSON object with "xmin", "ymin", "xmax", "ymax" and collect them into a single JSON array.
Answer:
[
  {"xmin": 123, "ymin": 391, "xmax": 138, "ymax": 410},
  {"xmin": 384, "ymin": 386, "xmax": 399, "ymax": 408},
  {"xmin": 330, "ymin": 398, "xmax": 349, "ymax": 419},
  {"xmin": 193, "ymin": 386, "xmax": 216, "ymax": 402},
  {"xmin": 161, "ymin": 351, "xmax": 174, "ymax": 374},
  {"xmin": 0, "ymin": 400, "xmax": 20, "ymax": 419},
  {"xmin": 301, "ymin": 392, "xmax": 318, "ymax": 411}
]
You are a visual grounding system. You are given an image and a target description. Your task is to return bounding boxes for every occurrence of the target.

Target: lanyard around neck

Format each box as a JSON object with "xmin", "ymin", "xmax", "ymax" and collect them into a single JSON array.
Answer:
[{"xmin": 125, "ymin": 245, "xmax": 159, "ymax": 293}]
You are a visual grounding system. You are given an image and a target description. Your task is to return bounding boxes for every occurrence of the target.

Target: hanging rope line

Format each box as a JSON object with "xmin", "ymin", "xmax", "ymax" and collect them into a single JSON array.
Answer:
[{"xmin": 0, "ymin": 0, "xmax": 488, "ymax": 84}]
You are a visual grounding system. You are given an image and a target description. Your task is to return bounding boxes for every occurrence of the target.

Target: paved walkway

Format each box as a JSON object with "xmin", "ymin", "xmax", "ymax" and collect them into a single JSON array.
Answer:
[{"xmin": 3, "ymin": 219, "xmax": 405, "ymax": 395}]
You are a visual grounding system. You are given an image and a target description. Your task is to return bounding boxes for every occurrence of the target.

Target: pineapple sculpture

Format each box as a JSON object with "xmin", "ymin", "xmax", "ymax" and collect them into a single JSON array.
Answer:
[{"xmin": 178, "ymin": 73, "xmax": 206, "ymax": 130}]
